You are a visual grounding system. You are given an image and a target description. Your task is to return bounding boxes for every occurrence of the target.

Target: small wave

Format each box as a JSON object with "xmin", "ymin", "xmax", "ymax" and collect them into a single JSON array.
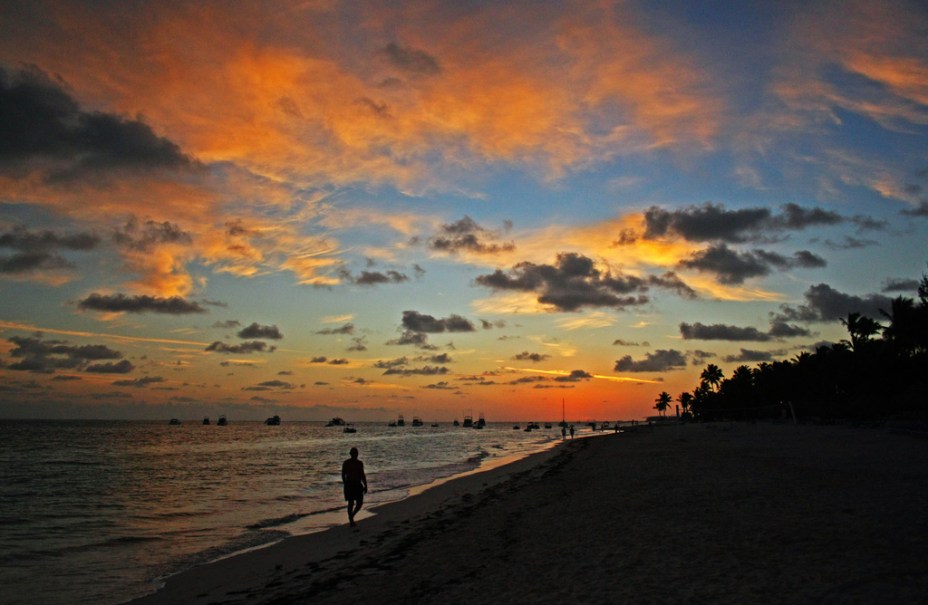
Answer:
[
  {"xmin": 466, "ymin": 449, "xmax": 490, "ymax": 463},
  {"xmin": 246, "ymin": 506, "xmax": 346, "ymax": 530},
  {"xmin": 157, "ymin": 530, "xmax": 291, "ymax": 580},
  {"xmin": 246, "ymin": 512, "xmax": 308, "ymax": 530}
]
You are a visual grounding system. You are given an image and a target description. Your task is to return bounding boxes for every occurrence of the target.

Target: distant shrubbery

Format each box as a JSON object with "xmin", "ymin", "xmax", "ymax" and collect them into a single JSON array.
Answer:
[{"xmin": 656, "ymin": 269, "xmax": 928, "ymax": 423}]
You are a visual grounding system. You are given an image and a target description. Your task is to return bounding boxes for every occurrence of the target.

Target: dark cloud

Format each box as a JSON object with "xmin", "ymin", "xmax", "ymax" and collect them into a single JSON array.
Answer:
[
  {"xmin": 679, "ymin": 244, "xmax": 825, "ymax": 285},
  {"xmin": 767, "ymin": 320, "xmax": 812, "ymax": 338},
  {"xmin": 882, "ymin": 278, "xmax": 919, "ymax": 293},
  {"xmin": 643, "ymin": 202, "xmax": 843, "ymax": 243},
  {"xmin": 772, "ymin": 283, "xmax": 893, "ymax": 323},
  {"xmin": 0, "ymin": 65, "xmax": 194, "ymax": 180},
  {"xmin": 0, "ymin": 250, "xmax": 73, "ymax": 274},
  {"xmin": 681, "ymin": 320, "xmax": 811, "ymax": 341},
  {"xmin": 237, "ymin": 322, "xmax": 283, "ymax": 340},
  {"xmin": 205, "ymin": 341, "xmax": 276, "ymax": 354},
  {"xmin": 84, "ymin": 359, "xmax": 134, "ymax": 373},
  {"xmin": 316, "ymin": 323, "xmax": 354, "ymax": 335},
  {"xmin": 310, "ymin": 356, "xmax": 328, "ymax": 363},
  {"xmin": 113, "ymin": 217, "xmax": 192, "ymax": 251},
  {"xmin": 644, "ymin": 203, "xmax": 771, "ymax": 242},
  {"xmin": 613, "ymin": 338, "xmax": 649, "ymax": 346},
  {"xmin": 612, "ymin": 229, "xmax": 639, "ymax": 246},
  {"xmin": 423, "ymin": 381, "xmax": 454, "ymax": 390},
  {"xmin": 825, "ymin": 236, "xmax": 879, "ymax": 250},
  {"xmin": 6, "ymin": 335, "xmax": 126, "ymax": 373},
  {"xmin": 689, "ymin": 350, "xmax": 716, "ymax": 364},
  {"xmin": 242, "ymin": 380, "xmax": 294, "ymax": 391},
  {"xmin": 346, "ymin": 337, "xmax": 368, "ymax": 352},
  {"xmin": 679, "ymin": 245, "xmax": 770, "ymax": 284},
  {"xmin": 386, "ymin": 330, "xmax": 437, "ymax": 349},
  {"xmin": 790, "ymin": 250, "xmax": 828, "ymax": 268},
  {"xmin": 901, "ymin": 201, "xmax": 928, "ymax": 217},
  {"xmin": 0, "ymin": 225, "xmax": 100, "ymax": 275},
  {"xmin": 476, "ymin": 252, "xmax": 673, "ymax": 312},
  {"xmin": 401, "ymin": 310, "xmax": 476, "ymax": 333},
  {"xmin": 774, "ymin": 203, "xmax": 844, "ymax": 230},
  {"xmin": 650, "ymin": 271, "xmax": 699, "ymax": 299},
  {"xmin": 614, "ymin": 349, "xmax": 687, "ymax": 372},
  {"xmin": 219, "ymin": 360, "xmax": 256, "ymax": 368},
  {"xmin": 0, "ymin": 225, "xmax": 100, "ymax": 251},
  {"xmin": 423, "ymin": 353, "xmax": 453, "ymax": 364},
  {"xmin": 328, "ymin": 358, "xmax": 349, "ymax": 365},
  {"xmin": 112, "ymin": 376, "xmax": 165, "ymax": 387},
  {"xmin": 554, "ymin": 369, "xmax": 593, "ymax": 382},
  {"xmin": 383, "ymin": 42, "xmax": 441, "ymax": 76},
  {"xmin": 722, "ymin": 349, "xmax": 778, "ymax": 363},
  {"xmin": 383, "ymin": 365, "xmax": 450, "ymax": 376},
  {"xmin": 850, "ymin": 215, "xmax": 888, "ymax": 230},
  {"xmin": 509, "ymin": 376, "xmax": 548, "ymax": 385},
  {"xmin": 680, "ymin": 322, "xmax": 771, "ymax": 342},
  {"xmin": 428, "ymin": 216, "xmax": 515, "ymax": 255},
  {"xmin": 79, "ymin": 293, "xmax": 206, "ymax": 314},
  {"xmin": 212, "ymin": 320, "xmax": 242, "ymax": 329},
  {"xmin": 480, "ymin": 319, "xmax": 506, "ymax": 330},
  {"xmin": 374, "ymin": 357, "xmax": 409, "ymax": 369},
  {"xmin": 513, "ymin": 351, "xmax": 550, "ymax": 362},
  {"xmin": 340, "ymin": 269, "xmax": 409, "ymax": 286}
]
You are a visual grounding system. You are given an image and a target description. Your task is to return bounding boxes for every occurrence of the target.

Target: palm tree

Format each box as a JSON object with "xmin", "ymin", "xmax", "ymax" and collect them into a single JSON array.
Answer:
[
  {"xmin": 700, "ymin": 364, "xmax": 723, "ymax": 392},
  {"xmin": 654, "ymin": 391, "xmax": 672, "ymax": 416},
  {"xmin": 918, "ymin": 264, "xmax": 928, "ymax": 305},
  {"xmin": 677, "ymin": 391, "xmax": 694, "ymax": 415},
  {"xmin": 881, "ymin": 296, "xmax": 920, "ymax": 357},
  {"xmin": 840, "ymin": 312, "xmax": 882, "ymax": 353}
]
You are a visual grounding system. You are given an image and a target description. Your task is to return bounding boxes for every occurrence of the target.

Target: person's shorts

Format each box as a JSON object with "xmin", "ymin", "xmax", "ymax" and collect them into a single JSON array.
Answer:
[{"xmin": 344, "ymin": 480, "xmax": 364, "ymax": 503}]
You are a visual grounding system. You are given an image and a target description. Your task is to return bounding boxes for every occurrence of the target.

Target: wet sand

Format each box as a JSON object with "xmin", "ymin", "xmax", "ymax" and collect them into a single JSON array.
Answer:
[{"xmin": 130, "ymin": 423, "xmax": 928, "ymax": 604}]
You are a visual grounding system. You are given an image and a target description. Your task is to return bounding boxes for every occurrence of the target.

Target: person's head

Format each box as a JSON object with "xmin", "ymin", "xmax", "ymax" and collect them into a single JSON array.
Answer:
[{"xmin": 349, "ymin": 447, "xmax": 359, "ymax": 459}]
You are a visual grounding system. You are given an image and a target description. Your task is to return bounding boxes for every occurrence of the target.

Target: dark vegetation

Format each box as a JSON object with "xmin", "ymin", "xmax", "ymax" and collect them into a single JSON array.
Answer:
[{"xmin": 655, "ymin": 269, "xmax": 928, "ymax": 424}]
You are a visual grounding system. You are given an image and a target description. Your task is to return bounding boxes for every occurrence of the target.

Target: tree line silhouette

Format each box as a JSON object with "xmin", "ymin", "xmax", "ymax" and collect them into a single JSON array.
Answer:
[{"xmin": 654, "ymin": 268, "xmax": 928, "ymax": 423}]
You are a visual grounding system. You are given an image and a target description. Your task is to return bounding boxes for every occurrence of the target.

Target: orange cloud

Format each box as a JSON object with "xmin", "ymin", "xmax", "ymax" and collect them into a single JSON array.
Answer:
[{"xmin": 1, "ymin": 1, "xmax": 728, "ymax": 192}]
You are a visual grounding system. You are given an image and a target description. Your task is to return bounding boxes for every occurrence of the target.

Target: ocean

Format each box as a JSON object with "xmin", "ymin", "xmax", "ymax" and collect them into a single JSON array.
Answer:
[{"xmin": 0, "ymin": 419, "xmax": 563, "ymax": 605}]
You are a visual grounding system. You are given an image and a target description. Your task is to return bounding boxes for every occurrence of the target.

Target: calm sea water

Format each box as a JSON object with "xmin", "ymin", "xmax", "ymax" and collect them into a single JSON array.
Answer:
[{"xmin": 0, "ymin": 419, "xmax": 562, "ymax": 605}]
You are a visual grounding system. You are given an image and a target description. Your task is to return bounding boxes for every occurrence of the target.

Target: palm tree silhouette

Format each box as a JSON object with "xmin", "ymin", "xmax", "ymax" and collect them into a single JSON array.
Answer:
[
  {"xmin": 677, "ymin": 391, "xmax": 693, "ymax": 415},
  {"xmin": 700, "ymin": 364, "xmax": 723, "ymax": 392},
  {"xmin": 654, "ymin": 391, "xmax": 672, "ymax": 416},
  {"xmin": 840, "ymin": 312, "xmax": 882, "ymax": 353}
]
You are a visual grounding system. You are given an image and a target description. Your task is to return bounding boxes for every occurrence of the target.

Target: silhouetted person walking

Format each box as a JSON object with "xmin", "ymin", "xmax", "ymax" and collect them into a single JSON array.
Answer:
[{"xmin": 341, "ymin": 447, "xmax": 367, "ymax": 527}]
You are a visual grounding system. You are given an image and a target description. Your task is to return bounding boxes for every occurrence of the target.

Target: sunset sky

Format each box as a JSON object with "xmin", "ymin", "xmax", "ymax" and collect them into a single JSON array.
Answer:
[{"xmin": 1, "ymin": 0, "xmax": 927, "ymax": 421}]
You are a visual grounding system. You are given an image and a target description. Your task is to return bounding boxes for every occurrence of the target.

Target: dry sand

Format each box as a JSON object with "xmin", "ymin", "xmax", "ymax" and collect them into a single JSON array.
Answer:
[{"xmin": 130, "ymin": 423, "xmax": 928, "ymax": 604}]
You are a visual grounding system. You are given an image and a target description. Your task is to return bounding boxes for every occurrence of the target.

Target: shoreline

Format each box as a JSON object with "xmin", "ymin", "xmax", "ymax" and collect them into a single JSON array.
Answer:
[
  {"xmin": 130, "ymin": 423, "xmax": 928, "ymax": 604},
  {"xmin": 128, "ymin": 432, "xmax": 575, "ymax": 605}
]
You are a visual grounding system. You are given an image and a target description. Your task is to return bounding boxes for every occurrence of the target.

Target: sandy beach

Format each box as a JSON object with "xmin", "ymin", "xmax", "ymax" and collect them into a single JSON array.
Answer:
[{"xmin": 131, "ymin": 423, "xmax": 928, "ymax": 604}]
